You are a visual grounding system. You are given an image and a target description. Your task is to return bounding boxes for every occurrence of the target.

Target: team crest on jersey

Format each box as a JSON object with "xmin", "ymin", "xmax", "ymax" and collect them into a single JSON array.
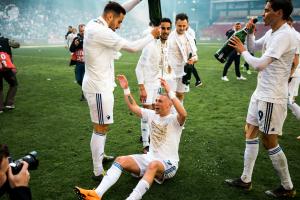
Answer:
[
  {"xmin": 150, "ymin": 121, "xmax": 167, "ymax": 149},
  {"xmin": 106, "ymin": 115, "xmax": 110, "ymax": 120}
]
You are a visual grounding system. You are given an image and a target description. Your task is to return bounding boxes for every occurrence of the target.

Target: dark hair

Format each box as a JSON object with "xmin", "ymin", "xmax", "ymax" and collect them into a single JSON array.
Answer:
[
  {"xmin": 175, "ymin": 13, "xmax": 188, "ymax": 22},
  {"xmin": 266, "ymin": 0, "xmax": 293, "ymax": 20},
  {"xmin": 0, "ymin": 144, "xmax": 9, "ymax": 168},
  {"xmin": 104, "ymin": 1, "xmax": 126, "ymax": 16},
  {"xmin": 287, "ymin": 16, "xmax": 293, "ymax": 22},
  {"xmin": 161, "ymin": 18, "xmax": 172, "ymax": 26},
  {"xmin": 78, "ymin": 24, "xmax": 85, "ymax": 30}
]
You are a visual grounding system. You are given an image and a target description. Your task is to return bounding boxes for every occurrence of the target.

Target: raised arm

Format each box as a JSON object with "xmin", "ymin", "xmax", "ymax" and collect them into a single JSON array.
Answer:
[
  {"xmin": 229, "ymin": 36, "xmax": 273, "ymax": 71},
  {"xmin": 122, "ymin": 0, "xmax": 142, "ymax": 12},
  {"xmin": 160, "ymin": 79, "xmax": 187, "ymax": 126},
  {"xmin": 117, "ymin": 75, "xmax": 142, "ymax": 118},
  {"xmin": 121, "ymin": 28, "xmax": 160, "ymax": 52}
]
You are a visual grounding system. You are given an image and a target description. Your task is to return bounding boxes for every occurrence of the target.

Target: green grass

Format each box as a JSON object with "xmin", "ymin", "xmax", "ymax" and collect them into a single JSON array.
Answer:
[{"xmin": 0, "ymin": 44, "xmax": 299, "ymax": 200}]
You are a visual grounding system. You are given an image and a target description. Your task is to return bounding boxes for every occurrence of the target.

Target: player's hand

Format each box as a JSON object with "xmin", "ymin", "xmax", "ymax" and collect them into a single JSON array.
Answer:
[
  {"xmin": 117, "ymin": 74, "xmax": 129, "ymax": 89},
  {"xmin": 7, "ymin": 161, "xmax": 30, "ymax": 188},
  {"xmin": 246, "ymin": 18, "xmax": 256, "ymax": 34},
  {"xmin": 187, "ymin": 59, "xmax": 194, "ymax": 65},
  {"xmin": 151, "ymin": 27, "xmax": 161, "ymax": 39},
  {"xmin": 228, "ymin": 36, "xmax": 246, "ymax": 54},
  {"xmin": 139, "ymin": 85, "xmax": 147, "ymax": 103},
  {"xmin": 160, "ymin": 78, "xmax": 170, "ymax": 93}
]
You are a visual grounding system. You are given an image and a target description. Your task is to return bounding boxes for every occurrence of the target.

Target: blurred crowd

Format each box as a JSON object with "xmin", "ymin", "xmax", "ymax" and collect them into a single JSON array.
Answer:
[{"xmin": 0, "ymin": 2, "xmax": 148, "ymax": 44}]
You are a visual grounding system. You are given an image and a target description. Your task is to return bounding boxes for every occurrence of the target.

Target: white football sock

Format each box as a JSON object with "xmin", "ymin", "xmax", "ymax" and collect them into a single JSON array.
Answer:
[
  {"xmin": 126, "ymin": 179, "xmax": 150, "ymax": 200},
  {"xmin": 90, "ymin": 132, "xmax": 106, "ymax": 176},
  {"xmin": 241, "ymin": 137, "xmax": 259, "ymax": 183},
  {"xmin": 95, "ymin": 162, "xmax": 123, "ymax": 197},
  {"xmin": 269, "ymin": 145, "xmax": 293, "ymax": 190},
  {"xmin": 288, "ymin": 102, "xmax": 300, "ymax": 120},
  {"xmin": 141, "ymin": 119, "xmax": 150, "ymax": 147}
]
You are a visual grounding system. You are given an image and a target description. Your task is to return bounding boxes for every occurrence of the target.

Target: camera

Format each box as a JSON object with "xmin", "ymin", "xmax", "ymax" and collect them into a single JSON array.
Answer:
[
  {"xmin": 9, "ymin": 151, "xmax": 39, "ymax": 175},
  {"xmin": 77, "ymin": 35, "xmax": 83, "ymax": 44}
]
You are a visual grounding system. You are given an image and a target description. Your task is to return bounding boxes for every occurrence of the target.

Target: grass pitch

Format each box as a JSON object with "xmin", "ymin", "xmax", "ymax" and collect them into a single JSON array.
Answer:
[{"xmin": 0, "ymin": 44, "xmax": 299, "ymax": 200}]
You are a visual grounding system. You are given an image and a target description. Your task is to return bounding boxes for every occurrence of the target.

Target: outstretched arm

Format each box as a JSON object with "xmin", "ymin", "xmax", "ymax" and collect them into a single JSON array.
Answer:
[
  {"xmin": 121, "ymin": 28, "xmax": 160, "ymax": 53},
  {"xmin": 229, "ymin": 36, "xmax": 272, "ymax": 71},
  {"xmin": 160, "ymin": 79, "xmax": 187, "ymax": 126},
  {"xmin": 122, "ymin": 0, "xmax": 142, "ymax": 12},
  {"xmin": 117, "ymin": 75, "xmax": 142, "ymax": 118}
]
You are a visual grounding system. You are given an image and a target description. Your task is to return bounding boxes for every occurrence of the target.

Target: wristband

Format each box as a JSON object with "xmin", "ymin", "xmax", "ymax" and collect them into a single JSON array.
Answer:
[
  {"xmin": 124, "ymin": 87, "xmax": 130, "ymax": 95},
  {"xmin": 168, "ymin": 91, "xmax": 176, "ymax": 99}
]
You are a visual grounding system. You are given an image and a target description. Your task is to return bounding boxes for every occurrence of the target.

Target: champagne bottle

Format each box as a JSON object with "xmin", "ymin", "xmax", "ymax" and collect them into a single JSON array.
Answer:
[
  {"xmin": 148, "ymin": 0, "xmax": 162, "ymax": 26},
  {"xmin": 214, "ymin": 18, "xmax": 257, "ymax": 63}
]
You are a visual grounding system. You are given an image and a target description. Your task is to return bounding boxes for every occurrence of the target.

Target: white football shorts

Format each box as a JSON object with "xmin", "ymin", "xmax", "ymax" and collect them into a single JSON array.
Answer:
[
  {"xmin": 143, "ymin": 84, "xmax": 160, "ymax": 105},
  {"xmin": 84, "ymin": 92, "xmax": 114, "ymax": 125},
  {"xmin": 175, "ymin": 77, "xmax": 188, "ymax": 93},
  {"xmin": 130, "ymin": 154, "xmax": 178, "ymax": 184},
  {"xmin": 246, "ymin": 96, "xmax": 287, "ymax": 135},
  {"xmin": 289, "ymin": 77, "xmax": 300, "ymax": 97}
]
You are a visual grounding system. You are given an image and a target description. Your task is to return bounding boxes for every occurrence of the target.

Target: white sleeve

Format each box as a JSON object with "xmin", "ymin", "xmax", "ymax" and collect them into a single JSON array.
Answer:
[
  {"xmin": 121, "ymin": 34, "xmax": 155, "ymax": 53},
  {"xmin": 247, "ymin": 33, "xmax": 265, "ymax": 52},
  {"xmin": 242, "ymin": 51, "xmax": 273, "ymax": 71},
  {"xmin": 122, "ymin": 0, "xmax": 142, "ymax": 12},
  {"xmin": 135, "ymin": 61, "xmax": 144, "ymax": 84},
  {"xmin": 264, "ymin": 32, "xmax": 291, "ymax": 59}
]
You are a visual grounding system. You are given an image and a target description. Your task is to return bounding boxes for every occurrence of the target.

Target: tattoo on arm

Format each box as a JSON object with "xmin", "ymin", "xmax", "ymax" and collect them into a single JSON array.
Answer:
[{"xmin": 128, "ymin": 95, "xmax": 134, "ymax": 105}]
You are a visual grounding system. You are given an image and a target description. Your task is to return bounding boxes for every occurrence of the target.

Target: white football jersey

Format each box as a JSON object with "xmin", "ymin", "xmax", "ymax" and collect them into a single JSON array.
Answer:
[
  {"xmin": 141, "ymin": 109, "xmax": 183, "ymax": 162},
  {"xmin": 82, "ymin": 17, "xmax": 127, "ymax": 93},
  {"xmin": 253, "ymin": 23, "xmax": 297, "ymax": 104}
]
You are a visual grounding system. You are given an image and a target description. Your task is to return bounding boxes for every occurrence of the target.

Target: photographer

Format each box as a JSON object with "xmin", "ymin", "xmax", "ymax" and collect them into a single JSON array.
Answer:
[
  {"xmin": 0, "ymin": 34, "xmax": 20, "ymax": 113},
  {"xmin": 69, "ymin": 24, "xmax": 85, "ymax": 101},
  {"xmin": 0, "ymin": 144, "xmax": 31, "ymax": 200}
]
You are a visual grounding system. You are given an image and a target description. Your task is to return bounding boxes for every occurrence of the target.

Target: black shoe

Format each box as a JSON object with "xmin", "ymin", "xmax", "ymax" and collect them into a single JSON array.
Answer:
[
  {"xmin": 265, "ymin": 185, "xmax": 296, "ymax": 198},
  {"xmin": 91, "ymin": 173, "xmax": 105, "ymax": 182},
  {"xmin": 195, "ymin": 81, "xmax": 203, "ymax": 87},
  {"xmin": 225, "ymin": 178, "xmax": 252, "ymax": 191},
  {"xmin": 80, "ymin": 95, "xmax": 86, "ymax": 101},
  {"xmin": 139, "ymin": 135, "xmax": 143, "ymax": 143},
  {"xmin": 103, "ymin": 154, "xmax": 114, "ymax": 162},
  {"xmin": 143, "ymin": 146, "xmax": 149, "ymax": 154}
]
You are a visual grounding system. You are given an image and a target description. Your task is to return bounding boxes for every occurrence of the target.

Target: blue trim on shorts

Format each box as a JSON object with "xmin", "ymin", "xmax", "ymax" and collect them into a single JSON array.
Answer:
[
  {"xmin": 164, "ymin": 166, "xmax": 176, "ymax": 175},
  {"xmin": 96, "ymin": 93, "xmax": 104, "ymax": 124},
  {"xmin": 264, "ymin": 102, "xmax": 273, "ymax": 134}
]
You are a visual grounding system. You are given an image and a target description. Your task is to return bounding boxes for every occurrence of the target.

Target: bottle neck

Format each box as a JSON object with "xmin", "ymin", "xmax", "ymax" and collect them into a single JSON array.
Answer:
[{"xmin": 242, "ymin": 27, "xmax": 249, "ymax": 34}]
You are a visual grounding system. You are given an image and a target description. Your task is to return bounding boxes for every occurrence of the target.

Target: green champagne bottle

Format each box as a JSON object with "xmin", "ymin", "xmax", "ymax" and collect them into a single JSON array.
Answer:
[
  {"xmin": 148, "ymin": 0, "xmax": 162, "ymax": 26},
  {"xmin": 214, "ymin": 18, "xmax": 257, "ymax": 63}
]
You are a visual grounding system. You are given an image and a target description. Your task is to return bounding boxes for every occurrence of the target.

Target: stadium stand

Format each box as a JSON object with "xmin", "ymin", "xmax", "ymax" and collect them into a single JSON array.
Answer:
[{"xmin": 201, "ymin": 0, "xmax": 300, "ymax": 41}]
